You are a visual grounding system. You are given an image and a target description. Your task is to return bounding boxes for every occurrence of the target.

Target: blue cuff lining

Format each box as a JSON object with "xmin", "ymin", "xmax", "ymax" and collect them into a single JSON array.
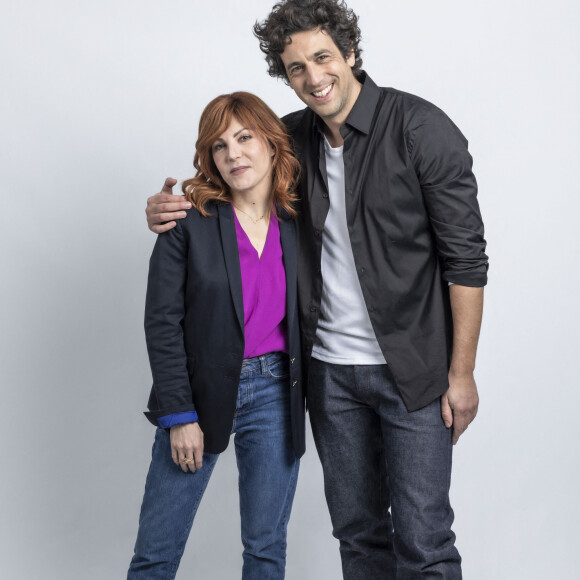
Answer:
[{"xmin": 158, "ymin": 411, "xmax": 199, "ymax": 428}]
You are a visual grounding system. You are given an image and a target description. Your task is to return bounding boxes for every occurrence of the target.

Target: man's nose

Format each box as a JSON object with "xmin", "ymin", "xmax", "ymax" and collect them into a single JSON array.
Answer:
[{"xmin": 305, "ymin": 64, "xmax": 323, "ymax": 88}]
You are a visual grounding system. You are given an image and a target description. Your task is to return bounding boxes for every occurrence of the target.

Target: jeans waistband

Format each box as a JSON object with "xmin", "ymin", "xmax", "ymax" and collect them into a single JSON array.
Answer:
[{"xmin": 241, "ymin": 351, "xmax": 288, "ymax": 375}]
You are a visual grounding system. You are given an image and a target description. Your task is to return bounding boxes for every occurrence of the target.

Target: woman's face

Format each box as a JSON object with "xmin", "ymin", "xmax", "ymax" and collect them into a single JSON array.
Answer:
[{"xmin": 211, "ymin": 117, "xmax": 274, "ymax": 199}]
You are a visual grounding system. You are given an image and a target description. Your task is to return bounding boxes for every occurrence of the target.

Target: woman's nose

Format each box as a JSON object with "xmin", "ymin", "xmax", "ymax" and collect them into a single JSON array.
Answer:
[{"xmin": 228, "ymin": 144, "xmax": 242, "ymax": 160}]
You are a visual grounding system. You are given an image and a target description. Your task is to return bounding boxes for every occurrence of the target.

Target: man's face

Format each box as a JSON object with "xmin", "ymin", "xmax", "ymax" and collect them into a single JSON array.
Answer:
[{"xmin": 280, "ymin": 28, "xmax": 360, "ymax": 126}]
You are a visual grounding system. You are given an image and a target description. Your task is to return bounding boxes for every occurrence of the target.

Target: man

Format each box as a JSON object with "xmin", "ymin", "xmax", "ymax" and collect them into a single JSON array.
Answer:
[{"xmin": 146, "ymin": 1, "xmax": 487, "ymax": 578}]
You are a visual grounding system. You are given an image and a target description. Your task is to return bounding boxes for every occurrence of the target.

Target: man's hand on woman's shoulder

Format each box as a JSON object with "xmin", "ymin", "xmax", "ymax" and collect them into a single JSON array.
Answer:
[{"xmin": 146, "ymin": 177, "xmax": 192, "ymax": 234}]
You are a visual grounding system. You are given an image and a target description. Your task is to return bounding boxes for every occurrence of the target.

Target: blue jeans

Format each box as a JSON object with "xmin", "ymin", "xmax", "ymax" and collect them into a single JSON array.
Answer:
[
  {"xmin": 128, "ymin": 352, "xmax": 299, "ymax": 580},
  {"xmin": 308, "ymin": 359, "xmax": 461, "ymax": 580}
]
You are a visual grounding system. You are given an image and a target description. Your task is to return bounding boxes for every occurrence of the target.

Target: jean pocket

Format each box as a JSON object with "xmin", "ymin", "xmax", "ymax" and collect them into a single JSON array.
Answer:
[
  {"xmin": 267, "ymin": 358, "xmax": 290, "ymax": 380},
  {"xmin": 400, "ymin": 396, "xmax": 446, "ymax": 426}
]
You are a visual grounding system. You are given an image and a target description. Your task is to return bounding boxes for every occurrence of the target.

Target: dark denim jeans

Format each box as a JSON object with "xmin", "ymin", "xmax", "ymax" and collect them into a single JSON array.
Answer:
[
  {"xmin": 128, "ymin": 353, "xmax": 299, "ymax": 580},
  {"xmin": 308, "ymin": 358, "xmax": 461, "ymax": 580}
]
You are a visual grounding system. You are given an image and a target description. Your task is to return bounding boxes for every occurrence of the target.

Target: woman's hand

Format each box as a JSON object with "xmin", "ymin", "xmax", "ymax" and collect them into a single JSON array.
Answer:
[{"xmin": 170, "ymin": 422, "xmax": 204, "ymax": 473}]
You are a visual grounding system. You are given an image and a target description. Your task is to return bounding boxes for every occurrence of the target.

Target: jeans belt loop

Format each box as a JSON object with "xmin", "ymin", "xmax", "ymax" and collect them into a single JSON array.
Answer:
[{"xmin": 259, "ymin": 355, "xmax": 268, "ymax": 375}]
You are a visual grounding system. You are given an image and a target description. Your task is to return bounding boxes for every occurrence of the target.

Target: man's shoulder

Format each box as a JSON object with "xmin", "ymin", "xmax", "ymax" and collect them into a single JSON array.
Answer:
[
  {"xmin": 281, "ymin": 107, "xmax": 308, "ymax": 124},
  {"xmin": 379, "ymin": 85, "xmax": 433, "ymax": 106},
  {"xmin": 371, "ymin": 81, "xmax": 469, "ymax": 154},
  {"xmin": 282, "ymin": 107, "xmax": 313, "ymax": 135},
  {"xmin": 377, "ymin": 85, "xmax": 449, "ymax": 125},
  {"xmin": 281, "ymin": 107, "xmax": 314, "ymax": 154}
]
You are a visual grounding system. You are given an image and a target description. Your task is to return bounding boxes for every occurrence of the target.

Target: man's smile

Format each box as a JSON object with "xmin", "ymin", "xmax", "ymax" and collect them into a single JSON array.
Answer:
[{"xmin": 311, "ymin": 83, "xmax": 334, "ymax": 100}]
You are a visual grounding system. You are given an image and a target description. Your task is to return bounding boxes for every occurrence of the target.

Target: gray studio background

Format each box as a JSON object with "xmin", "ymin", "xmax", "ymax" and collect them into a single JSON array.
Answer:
[{"xmin": 1, "ymin": 0, "xmax": 578, "ymax": 578}]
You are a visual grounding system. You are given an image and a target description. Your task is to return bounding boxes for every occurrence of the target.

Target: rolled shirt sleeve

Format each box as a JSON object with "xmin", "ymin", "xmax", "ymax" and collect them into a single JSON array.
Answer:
[
  {"xmin": 157, "ymin": 411, "xmax": 199, "ymax": 429},
  {"xmin": 408, "ymin": 108, "xmax": 488, "ymax": 287}
]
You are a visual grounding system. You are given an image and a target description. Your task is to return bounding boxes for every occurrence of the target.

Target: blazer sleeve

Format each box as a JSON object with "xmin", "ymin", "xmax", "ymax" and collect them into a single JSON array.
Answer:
[
  {"xmin": 144, "ymin": 219, "xmax": 197, "ymax": 423},
  {"xmin": 408, "ymin": 106, "xmax": 489, "ymax": 287}
]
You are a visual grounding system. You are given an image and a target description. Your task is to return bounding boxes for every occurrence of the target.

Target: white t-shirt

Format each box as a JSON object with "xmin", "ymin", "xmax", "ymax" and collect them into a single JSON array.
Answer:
[{"xmin": 312, "ymin": 136, "xmax": 387, "ymax": 365}]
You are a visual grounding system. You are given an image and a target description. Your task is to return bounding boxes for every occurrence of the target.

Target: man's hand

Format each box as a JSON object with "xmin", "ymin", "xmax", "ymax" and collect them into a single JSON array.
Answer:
[
  {"xmin": 441, "ymin": 372, "xmax": 479, "ymax": 445},
  {"xmin": 170, "ymin": 422, "xmax": 204, "ymax": 473},
  {"xmin": 146, "ymin": 177, "xmax": 192, "ymax": 234}
]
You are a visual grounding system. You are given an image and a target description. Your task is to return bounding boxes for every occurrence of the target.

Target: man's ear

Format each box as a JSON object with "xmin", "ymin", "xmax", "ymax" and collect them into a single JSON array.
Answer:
[{"xmin": 346, "ymin": 49, "xmax": 355, "ymax": 67}]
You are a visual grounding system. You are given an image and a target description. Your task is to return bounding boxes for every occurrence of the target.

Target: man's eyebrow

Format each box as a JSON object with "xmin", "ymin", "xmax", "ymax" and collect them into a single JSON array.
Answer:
[
  {"xmin": 286, "ymin": 49, "xmax": 332, "ymax": 70},
  {"xmin": 285, "ymin": 59, "xmax": 303, "ymax": 70}
]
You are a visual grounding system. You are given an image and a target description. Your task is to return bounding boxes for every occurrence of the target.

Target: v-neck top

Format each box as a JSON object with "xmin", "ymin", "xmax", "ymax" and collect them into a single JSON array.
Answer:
[{"xmin": 233, "ymin": 208, "xmax": 288, "ymax": 358}]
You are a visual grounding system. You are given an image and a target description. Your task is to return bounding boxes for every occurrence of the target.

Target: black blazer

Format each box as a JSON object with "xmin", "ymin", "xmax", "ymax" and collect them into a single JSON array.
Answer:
[{"xmin": 143, "ymin": 202, "xmax": 305, "ymax": 457}]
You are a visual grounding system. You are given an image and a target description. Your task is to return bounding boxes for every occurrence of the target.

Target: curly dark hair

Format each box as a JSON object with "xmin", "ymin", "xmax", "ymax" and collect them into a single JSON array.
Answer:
[{"xmin": 253, "ymin": 0, "xmax": 363, "ymax": 82}]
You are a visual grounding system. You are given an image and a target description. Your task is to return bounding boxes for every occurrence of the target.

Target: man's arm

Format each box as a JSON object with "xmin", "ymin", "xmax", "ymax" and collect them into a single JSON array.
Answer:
[
  {"xmin": 146, "ymin": 177, "xmax": 192, "ymax": 234},
  {"xmin": 407, "ymin": 104, "xmax": 488, "ymax": 444},
  {"xmin": 441, "ymin": 284, "xmax": 483, "ymax": 444}
]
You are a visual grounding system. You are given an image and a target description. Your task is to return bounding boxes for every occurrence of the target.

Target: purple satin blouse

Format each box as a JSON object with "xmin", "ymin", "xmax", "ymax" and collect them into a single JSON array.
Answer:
[{"xmin": 233, "ymin": 208, "xmax": 288, "ymax": 359}]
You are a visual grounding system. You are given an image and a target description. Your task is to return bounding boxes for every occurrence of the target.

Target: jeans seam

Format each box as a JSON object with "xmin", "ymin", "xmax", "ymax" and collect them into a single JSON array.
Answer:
[
  {"xmin": 285, "ymin": 461, "xmax": 298, "ymax": 523},
  {"xmin": 171, "ymin": 459, "xmax": 217, "ymax": 577},
  {"xmin": 277, "ymin": 459, "xmax": 299, "ymax": 558}
]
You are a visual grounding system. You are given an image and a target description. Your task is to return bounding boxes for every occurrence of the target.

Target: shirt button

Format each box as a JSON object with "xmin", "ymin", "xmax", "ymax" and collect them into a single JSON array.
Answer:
[
  {"xmin": 291, "ymin": 357, "xmax": 296, "ymax": 364},
  {"xmin": 310, "ymin": 306, "xmax": 317, "ymax": 312},
  {"xmin": 314, "ymin": 229, "xmax": 322, "ymax": 238},
  {"xmin": 360, "ymin": 267, "xmax": 366, "ymax": 274},
  {"xmin": 292, "ymin": 380, "xmax": 298, "ymax": 387}
]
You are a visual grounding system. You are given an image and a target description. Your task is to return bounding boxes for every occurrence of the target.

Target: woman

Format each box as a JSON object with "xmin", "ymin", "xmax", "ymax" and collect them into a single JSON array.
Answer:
[{"xmin": 128, "ymin": 92, "xmax": 305, "ymax": 580}]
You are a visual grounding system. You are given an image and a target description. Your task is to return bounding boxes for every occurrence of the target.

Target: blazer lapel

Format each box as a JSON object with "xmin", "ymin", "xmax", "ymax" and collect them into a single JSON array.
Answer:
[
  {"xmin": 217, "ymin": 203, "xmax": 244, "ymax": 333},
  {"xmin": 279, "ymin": 216, "xmax": 297, "ymax": 333}
]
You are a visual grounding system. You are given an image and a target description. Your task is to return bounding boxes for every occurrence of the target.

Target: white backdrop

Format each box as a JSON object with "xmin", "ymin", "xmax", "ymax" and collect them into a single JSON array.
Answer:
[{"xmin": 1, "ymin": 1, "xmax": 579, "ymax": 578}]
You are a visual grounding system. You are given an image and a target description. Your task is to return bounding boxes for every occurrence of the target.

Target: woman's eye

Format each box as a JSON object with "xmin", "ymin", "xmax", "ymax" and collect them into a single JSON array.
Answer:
[
  {"xmin": 213, "ymin": 144, "xmax": 223, "ymax": 152},
  {"xmin": 240, "ymin": 135, "xmax": 251, "ymax": 142}
]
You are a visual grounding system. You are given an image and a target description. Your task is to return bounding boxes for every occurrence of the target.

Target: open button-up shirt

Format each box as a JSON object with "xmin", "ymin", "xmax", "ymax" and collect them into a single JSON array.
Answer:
[{"xmin": 283, "ymin": 72, "xmax": 488, "ymax": 411}]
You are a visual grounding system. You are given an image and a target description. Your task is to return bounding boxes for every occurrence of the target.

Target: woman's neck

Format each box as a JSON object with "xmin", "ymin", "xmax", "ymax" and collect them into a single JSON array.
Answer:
[{"xmin": 231, "ymin": 192, "xmax": 272, "ymax": 222}]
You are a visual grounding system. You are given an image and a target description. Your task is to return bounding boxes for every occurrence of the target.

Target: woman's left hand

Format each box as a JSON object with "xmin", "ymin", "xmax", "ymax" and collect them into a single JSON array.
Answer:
[{"xmin": 170, "ymin": 422, "xmax": 204, "ymax": 473}]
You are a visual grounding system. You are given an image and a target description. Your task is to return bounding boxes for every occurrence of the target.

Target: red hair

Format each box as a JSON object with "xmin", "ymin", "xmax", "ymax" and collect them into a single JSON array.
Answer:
[{"xmin": 182, "ymin": 92, "xmax": 300, "ymax": 217}]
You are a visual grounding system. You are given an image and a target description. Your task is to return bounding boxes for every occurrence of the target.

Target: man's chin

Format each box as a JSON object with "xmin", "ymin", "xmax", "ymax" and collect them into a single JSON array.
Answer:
[
  {"xmin": 305, "ymin": 98, "xmax": 336, "ymax": 116},
  {"xmin": 311, "ymin": 104, "xmax": 342, "ymax": 121}
]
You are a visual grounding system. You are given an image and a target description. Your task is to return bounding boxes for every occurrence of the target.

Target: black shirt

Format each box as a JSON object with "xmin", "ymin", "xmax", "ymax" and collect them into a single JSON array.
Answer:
[{"xmin": 283, "ymin": 72, "xmax": 488, "ymax": 411}]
